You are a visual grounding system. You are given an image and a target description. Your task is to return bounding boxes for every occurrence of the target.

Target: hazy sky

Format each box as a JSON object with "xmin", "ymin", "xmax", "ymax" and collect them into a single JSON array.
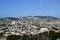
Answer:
[{"xmin": 0, "ymin": 0, "xmax": 60, "ymax": 17}]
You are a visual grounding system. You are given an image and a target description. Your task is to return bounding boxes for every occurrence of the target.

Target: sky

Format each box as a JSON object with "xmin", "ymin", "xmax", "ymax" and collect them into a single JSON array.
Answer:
[{"xmin": 0, "ymin": 0, "xmax": 60, "ymax": 18}]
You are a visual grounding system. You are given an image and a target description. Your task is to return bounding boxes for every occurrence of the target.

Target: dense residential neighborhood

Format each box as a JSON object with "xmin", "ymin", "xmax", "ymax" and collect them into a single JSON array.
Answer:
[{"xmin": 0, "ymin": 16, "xmax": 60, "ymax": 40}]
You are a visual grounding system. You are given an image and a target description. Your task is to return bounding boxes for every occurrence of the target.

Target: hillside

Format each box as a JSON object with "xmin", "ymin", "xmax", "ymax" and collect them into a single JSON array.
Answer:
[
  {"xmin": 0, "ymin": 16, "xmax": 60, "ymax": 30},
  {"xmin": 0, "ymin": 16, "xmax": 60, "ymax": 39}
]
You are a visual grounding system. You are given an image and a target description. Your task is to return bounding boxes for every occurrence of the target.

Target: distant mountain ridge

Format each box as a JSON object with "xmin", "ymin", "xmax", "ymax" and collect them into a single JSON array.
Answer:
[
  {"xmin": 0, "ymin": 16, "xmax": 59, "ymax": 20},
  {"xmin": 21, "ymin": 16, "xmax": 58, "ymax": 19}
]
